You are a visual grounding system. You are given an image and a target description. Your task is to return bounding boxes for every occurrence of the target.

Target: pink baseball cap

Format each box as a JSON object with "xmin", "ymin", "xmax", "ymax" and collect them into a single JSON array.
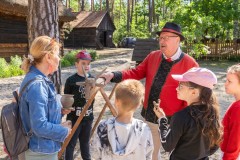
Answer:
[
  {"xmin": 172, "ymin": 67, "xmax": 217, "ymax": 89},
  {"xmin": 75, "ymin": 50, "xmax": 92, "ymax": 61}
]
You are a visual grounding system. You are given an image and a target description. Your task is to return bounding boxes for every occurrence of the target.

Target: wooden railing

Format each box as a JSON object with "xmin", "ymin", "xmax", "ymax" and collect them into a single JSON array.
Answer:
[
  {"xmin": 184, "ymin": 40, "xmax": 240, "ymax": 59},
  {"xmin": 132, "ymin": 39, "xmax": 240, "ymax": 63}
]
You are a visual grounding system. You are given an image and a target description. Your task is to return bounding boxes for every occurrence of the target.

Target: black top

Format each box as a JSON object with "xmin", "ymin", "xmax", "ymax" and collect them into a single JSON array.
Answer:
[
  {"xmin": 64, "ymin": 73, "xmax": 94, "ymax": 122},
  {"xmin": 159, "ymin": 105, "xmax": 218, "ymax": 160},
  {"xmin": 141, "ymin": 54, "xmax": 184, "ymax": 123}
]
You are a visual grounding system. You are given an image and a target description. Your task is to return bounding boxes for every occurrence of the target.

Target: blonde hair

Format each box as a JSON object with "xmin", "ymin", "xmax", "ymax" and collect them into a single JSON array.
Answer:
[
  {"xmin": 227, "ymin": 64, "xmax": 240, "ymax": 81},
  {"xmin": 115, "ymin": 79, "xmax": 144, "ymax": 111},
  {"xmin": 21, "ymin": 36, "xmax": 60, "ymax": 73}
]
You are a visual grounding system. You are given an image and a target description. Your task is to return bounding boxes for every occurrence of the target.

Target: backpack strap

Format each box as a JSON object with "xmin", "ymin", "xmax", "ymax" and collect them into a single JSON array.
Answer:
[
  {"xmin": 17, "ymin": 77, "xmax": 43, "ymax": 137},
  {"xmin": 12, "ymin": 78, "xmax": 42, "ymax": 103},
  {"xmin": 19, "ymin": 78, "xmax": 42, "ymax": 99}
]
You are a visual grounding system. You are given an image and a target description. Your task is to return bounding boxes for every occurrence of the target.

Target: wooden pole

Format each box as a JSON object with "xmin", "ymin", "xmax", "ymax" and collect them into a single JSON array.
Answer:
[
  {"xmin": 100, "ymin": 87, "xmax": 117, "ymax": 117},
  {"xmin": 90, "ymin": 84, "xmax": 118, "ymax": 138},
  {"xmin": 58, "ymin": 87, "xmax": 100, "ymax": 159}
]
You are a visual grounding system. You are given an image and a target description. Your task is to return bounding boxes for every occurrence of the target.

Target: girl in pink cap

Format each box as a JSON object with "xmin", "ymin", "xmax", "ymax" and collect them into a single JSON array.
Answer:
[
  {"xmin": 221, "ymin": 64, "xmax": 240, "ymax": 160},
  {"xmin": 153, "ymin": 67, "xmax": 222, "ymax": 160}
]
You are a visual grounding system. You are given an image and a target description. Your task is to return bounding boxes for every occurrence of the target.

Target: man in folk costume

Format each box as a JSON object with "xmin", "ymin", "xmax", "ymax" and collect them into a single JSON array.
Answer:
[{"xmin": 101, "ymin": 22, "xmax": 199, "ymax": 160}]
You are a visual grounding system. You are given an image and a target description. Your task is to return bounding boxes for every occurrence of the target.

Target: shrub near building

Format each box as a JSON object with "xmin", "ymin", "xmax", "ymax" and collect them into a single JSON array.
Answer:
[{"xmin": 0, "ymin": 56, "xmax": 24, "ymax": 78}]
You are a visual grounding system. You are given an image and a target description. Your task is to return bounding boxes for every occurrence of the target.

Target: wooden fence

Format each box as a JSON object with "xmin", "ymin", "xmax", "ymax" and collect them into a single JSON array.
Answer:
[
  {"xmin": 185, "ymin": 40, "xmax": 240, "ymax": 59},
  {"xmin": 132, "ymin": 39, "xmax": 240, "ymax": 63}
]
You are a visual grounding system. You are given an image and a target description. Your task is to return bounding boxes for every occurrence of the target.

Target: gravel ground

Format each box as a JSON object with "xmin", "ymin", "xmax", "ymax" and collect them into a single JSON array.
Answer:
[{"xmin": 0, "ymin": 48, "xmax": 237, "ymax": 159}]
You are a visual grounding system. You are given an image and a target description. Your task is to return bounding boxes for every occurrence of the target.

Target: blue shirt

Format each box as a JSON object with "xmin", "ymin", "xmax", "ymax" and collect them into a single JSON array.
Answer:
[{"xmin": 19, "ymin": 66, "xmax": 68, "ymax": 154}]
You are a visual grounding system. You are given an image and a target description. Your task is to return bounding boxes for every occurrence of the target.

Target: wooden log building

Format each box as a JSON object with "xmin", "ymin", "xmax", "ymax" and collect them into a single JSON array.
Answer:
[
  {"xmin": 64, "ymin": 11, "xmax": 116, "ymax": 49},
  {"xmin": 0, "ymin": 0, "xmax": 75, "ymax": 61}
]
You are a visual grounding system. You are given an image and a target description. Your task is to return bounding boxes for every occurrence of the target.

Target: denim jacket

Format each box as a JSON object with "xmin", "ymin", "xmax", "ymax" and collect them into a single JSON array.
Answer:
[{"xmin": 19, "ymin": 66, "xmax": 68, "ymax": 154}]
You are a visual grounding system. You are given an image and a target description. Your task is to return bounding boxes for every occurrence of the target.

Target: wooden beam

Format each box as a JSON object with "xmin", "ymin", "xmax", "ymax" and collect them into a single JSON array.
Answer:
[
  {"xmin": 90, "ymin": 84, "xmax": 118, "ymax": 138},
  {"xmin": 58, "ymin": 87, "xmax": 100, "ymax": 159}
]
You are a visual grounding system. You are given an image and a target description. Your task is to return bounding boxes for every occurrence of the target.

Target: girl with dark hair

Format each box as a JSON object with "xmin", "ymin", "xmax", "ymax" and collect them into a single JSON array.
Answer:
[{"xmin": 153, "ymin": 67, "xmax": 222, "ymax": 160}]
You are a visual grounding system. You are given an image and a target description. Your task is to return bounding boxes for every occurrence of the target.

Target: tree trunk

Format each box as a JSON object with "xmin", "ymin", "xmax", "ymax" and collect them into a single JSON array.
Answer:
[
  {"xmin": 162, "ymin": 0, "xmax": 165, "ymax": 19},
  {"xmin": 111, "ymin": 0, "xmax": 115, "ymax": 21},
  {"xmin": 100, "ymin": 0, "xmax": 102, "ymax": 10},
  {"xmin": 127, "ymin": 0, "xmax": 130, "ymax": 32},
  {"xmin": 68, "ymin": 0, "xmax": 70, "ymax": 8},
  {"xmin": 91, "ymin": 0, "xmax": 94, "ymax": 11},
  {"xmin": 78, "ymin": 0, "xmax": 81, "ymax": 11},
  {"xmin": 152, "ymin": 0, "xmax": 155, "ymax": 24},
  {"xmin": 143, "ymin": 0, "xmax": 146, "ymax": 29},
  {"xmin": 65, "ymin": 0, "xmax": 68, "ymax": 8},
  {"xmin": 106, "ymin": 0, "xmax": 110, "ymax": 11},
  {"xmin": 233, "ymin": 0, "xmax": 239, "ymax": 39},
  {"xmin": 28, "ymin": 0, "xmax": 61, "ymax": 94},
  {"xmin": 119, "ymin": 0, "xmax": 121, "ymax": 21},
  {"xmin": 81, "ymin": 0, "xmax": 85, "ymax": 11},
  {"xmin": 130, "ymin": 0, "xmax": 134, "ymax": 27},
  {"xmin": 148, "ymin": 0, "xmax": 153, "ymax": 33},
  {"xmin": 135, "ymin": 0, "xmax": 138, "ymax": 24}
]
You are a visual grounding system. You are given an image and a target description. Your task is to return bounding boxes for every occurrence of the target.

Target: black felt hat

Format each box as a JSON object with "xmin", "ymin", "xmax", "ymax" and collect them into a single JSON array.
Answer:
[{"xmin": 156, "ymin": 22, "xmax": 185, "ymax": 41}]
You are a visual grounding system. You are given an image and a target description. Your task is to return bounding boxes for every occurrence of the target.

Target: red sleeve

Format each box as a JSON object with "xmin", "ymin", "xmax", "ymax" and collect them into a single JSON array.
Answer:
[{"xmin": 222, "ymin": 105, "xmax": 240, "ymax": 160}]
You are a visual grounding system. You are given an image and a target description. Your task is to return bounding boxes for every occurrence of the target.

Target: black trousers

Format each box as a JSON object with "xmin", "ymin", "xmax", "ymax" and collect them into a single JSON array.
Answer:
[{"xmin": 65, "ymin": 119, "xmax": 93, "ymax": 160}]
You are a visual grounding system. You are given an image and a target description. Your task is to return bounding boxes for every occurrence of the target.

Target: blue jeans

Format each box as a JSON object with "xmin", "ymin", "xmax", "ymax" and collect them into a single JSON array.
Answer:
[{"xmin": 65, "ymin": 119, "xmax": 93, "ymax": 160}]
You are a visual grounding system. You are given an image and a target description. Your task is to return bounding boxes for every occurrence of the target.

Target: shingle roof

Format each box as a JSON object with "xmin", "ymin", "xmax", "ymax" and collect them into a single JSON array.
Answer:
[
  {"xmin": 70, "ymin": 11, "xmax": 115, "ymax": 29},
  {"xmin": 0, "ymin": 0, "xmax": 75, "ymax": 22}
]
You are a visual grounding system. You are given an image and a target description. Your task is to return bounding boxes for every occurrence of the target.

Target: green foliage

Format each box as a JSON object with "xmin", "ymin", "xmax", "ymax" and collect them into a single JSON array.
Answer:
[
  {"xmin": 187, "ymin": 43, "xmax": 210, "ymax": 59},
  {"xmin": 0, "ymin": 58, "xmax": 10, "ymax": 78},
  {"xmin": 61, "ymin": 49, "xmax": 98, "ymax": 67},
  {"xmin": 88, "ymin": 49, "xmax": 99, "ymax": 61},
  {"xmin": 9, "ymin": 56, "xmax": 24, "ymax": 76},
  {"xmin": 61, "ymin": 58, "xmax": 72, "ymax": 67},
  {"xmin": 67, "ymin": 0, "xmax": 238, "ymax": 57},
  {"xmin": 228, "ymin": 55, "xmax": 240, "ymax": 62},
  {"xmin": 0, "ymin": 56, "xmax": 24, "ymax": 78}
]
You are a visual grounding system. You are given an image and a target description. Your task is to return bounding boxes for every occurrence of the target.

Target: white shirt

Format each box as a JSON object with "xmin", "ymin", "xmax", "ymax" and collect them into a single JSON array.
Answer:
[{"xmin": 163, "ymin": 47, "xmax": 182, "ymax": 61}]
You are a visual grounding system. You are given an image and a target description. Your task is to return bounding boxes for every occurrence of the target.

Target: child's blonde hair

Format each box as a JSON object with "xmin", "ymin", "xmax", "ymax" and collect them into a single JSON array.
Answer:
[
  {"xmin": 115, "ymin": 79, "xmax": 144, "ymax": 110},
  {"xmin": 21, "ymin": 36, "xmax": 60, "ymax": 73},
  {"xmin": 227, "ymin": 64, "xmax": 240, "ymax": 81}
]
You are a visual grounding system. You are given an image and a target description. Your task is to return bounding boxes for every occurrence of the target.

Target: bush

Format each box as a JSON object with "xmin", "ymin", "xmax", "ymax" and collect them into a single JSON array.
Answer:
[
  {"xmin": 186, "ymin": 43, "xmax": 210, "ymax": 59},
  {"xmin": 228, "ymin": 55, "xmax": 240, "ymax": 62},
  {"xmin": 61, "ymin": 49, "xmax": 98, "ymax": 67},
  {"xmin": 61, "ymin": 58, "xmax": 72, "ymax": 67},
  {"xmin": 88, "ymin": 49, "xmax": 98, "ymax": 61},
  {"xmin": 0, "ymin": 58, "xmax": 10, "ymax": 78},
  {"xmin": 9, "ymin": 56, "xmax": 24, "ymax": 76},
  {"xmin": 0, "ymin": 56, "xmax": 24, "ymax": 78}
]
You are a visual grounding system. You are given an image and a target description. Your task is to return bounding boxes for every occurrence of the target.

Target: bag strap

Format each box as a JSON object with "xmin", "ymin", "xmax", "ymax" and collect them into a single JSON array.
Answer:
[
  {"xmin": 13, "ymin": 78, "xmax": 42, "ymax": 103},
  {"xmin": 16, "ymin": 77, "xmax": 43, "ymax": 137}
]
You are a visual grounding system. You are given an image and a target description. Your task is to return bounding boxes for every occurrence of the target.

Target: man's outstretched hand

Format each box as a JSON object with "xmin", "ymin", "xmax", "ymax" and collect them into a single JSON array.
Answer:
[{"xmin": 100, "ymin": 72, "xmax": 114, "ymax": 84}]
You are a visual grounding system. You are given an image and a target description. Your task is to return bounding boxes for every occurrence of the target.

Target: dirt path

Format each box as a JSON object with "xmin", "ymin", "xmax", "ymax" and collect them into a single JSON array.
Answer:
[{"xmin": 0, "ymin": 49, "xmax": 237, "ymax": 159}]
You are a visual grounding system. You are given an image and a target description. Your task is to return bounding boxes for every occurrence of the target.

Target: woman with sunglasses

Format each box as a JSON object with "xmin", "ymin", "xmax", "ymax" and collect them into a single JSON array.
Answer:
[
  {"xmin": 153, "ymin": 67, "xmax": 222, "ymax": 160},
  {"xmin": 19, "ymin": 36, "xmax": 71, "ymax": 160}
]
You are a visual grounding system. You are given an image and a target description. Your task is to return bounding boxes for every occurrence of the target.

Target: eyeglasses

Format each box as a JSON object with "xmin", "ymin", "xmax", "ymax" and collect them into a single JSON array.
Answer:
[
  {"xmin": 177, "ymin": 83, "xmax": 195, "ymax": 90},
  {"xmin": 159, "ymin": 36, "xmax": 179, "ymax": 41}
]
